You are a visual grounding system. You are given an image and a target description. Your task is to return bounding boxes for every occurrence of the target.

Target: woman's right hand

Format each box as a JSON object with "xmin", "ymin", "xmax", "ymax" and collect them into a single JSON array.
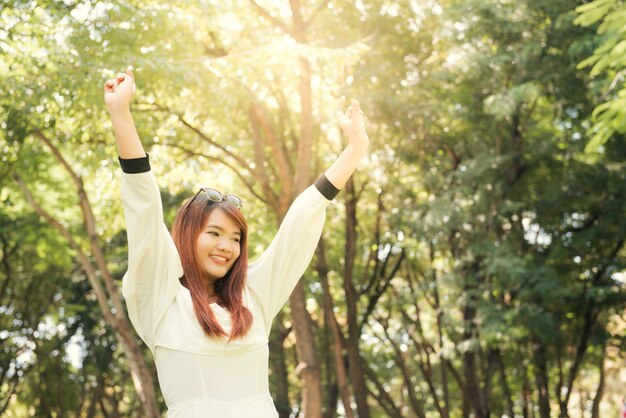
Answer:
[{"xmin": 104, "ymin": 66, "xmax": 136, "ymax": 113}]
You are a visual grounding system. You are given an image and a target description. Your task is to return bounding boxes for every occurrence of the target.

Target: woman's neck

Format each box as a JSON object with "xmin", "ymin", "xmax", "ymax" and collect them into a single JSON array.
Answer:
[{"xmin": 202, "ymin": 277, "xmax": 218, "ymax": 299}]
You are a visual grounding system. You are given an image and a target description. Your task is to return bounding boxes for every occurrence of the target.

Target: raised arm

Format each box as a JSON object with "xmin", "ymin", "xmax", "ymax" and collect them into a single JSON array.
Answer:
[
  {"xmin": 247, "ymin": 97, "xmax": 369, "ymax": 332},
  {"xmin": 103, "ymin": 67, "xmax": 182, "ymax": 352},
  {"xmin": 324, "ymin": 97, "xmax": 370, "ymax": 189},
  {"xmin": 104, "ymin": 67, "xmax": 145, "ymax": 158}
]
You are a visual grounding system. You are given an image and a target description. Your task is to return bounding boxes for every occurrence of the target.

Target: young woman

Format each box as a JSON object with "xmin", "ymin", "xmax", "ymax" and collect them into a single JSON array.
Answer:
[{"xmin": 104, "ymin": 67, "xmax": 368, "ymax": 417}]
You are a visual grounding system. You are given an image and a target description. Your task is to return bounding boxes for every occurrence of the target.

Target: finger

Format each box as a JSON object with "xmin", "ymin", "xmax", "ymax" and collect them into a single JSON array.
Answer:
[
  {"xmin": 335, "ymin": 108, "xmax": 349, "ymax": 123},
  {"xmin": 125, "ymin": 67, "xmax": 136, "ymax": 93},
  {"xmin": 335, "ymin": 97, "xmax": 347, "ymax": 120},
  {"xmin": 125, "ymin": 66, "xmax": 134, "ymax": 82},
  {"xmin": 335, "ymin": 96, "xmax": 347, "ymax": 118},
  {"xmin": 336, "ymin": 96, "xmax": 346, "ymax": 112},
  {"xmin": 351, "ymin": 99, "xmax": 361, "ymax": 111},
  {"xmin": 104, "ymin": 79, "xmax": 116, "ymax": 92},
  {"xmin": 116, "ymin": 72, "xmax": 126, "ymax": 81}
]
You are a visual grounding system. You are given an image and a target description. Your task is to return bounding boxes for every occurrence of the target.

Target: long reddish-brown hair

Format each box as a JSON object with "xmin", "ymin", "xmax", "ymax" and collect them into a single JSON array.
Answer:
[{"xmin": 171, "ymin": 192, "xmax": 252, "ymax": 340}]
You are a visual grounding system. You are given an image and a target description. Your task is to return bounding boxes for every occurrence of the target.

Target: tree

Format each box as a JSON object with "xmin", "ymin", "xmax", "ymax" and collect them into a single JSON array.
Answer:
[
  {"xmin": 2, "ymin": 1, "xmax": 625, "ymax": 416},
  {"xmin": 575, "ymin": 0, "xmax": 626, "ymax": 152}
]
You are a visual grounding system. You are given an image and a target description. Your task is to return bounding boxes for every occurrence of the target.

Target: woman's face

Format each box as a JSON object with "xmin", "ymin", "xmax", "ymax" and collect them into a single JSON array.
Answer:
[{"xmin": 195, "ymin": 207, "xmax": 242, "ymax": 283}]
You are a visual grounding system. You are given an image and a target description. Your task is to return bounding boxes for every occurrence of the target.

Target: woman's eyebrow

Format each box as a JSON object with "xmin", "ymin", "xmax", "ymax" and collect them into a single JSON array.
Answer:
[{"xmin": 206, "ymin": 224, "xmax": 241, "ymax": 236}]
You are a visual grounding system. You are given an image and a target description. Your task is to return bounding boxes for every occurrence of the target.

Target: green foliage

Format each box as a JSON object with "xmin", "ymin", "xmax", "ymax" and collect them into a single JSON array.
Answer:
[
  {"xmin": 575, "ymin": 0, "xmax": 626, "ymax": 152},
  {"xmin": 1, "ymin": 0, "xmax": 625, "ymax": 416}
]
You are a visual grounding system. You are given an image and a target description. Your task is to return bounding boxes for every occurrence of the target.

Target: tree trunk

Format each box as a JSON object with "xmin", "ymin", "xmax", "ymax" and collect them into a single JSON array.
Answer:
[
  {"xmin": 534, "ymin": 346, "xmax": 551, "ymax": 418},
  {"xmin": 317, "ymin": 240, "xmax": 355, "ymax": 418},
  {"xmin": 343, "ymin": 178, "xmax": 372, "ymax": 418},
  {"xmin": 432, "ymin": 265, "xmax": 450, "ymax": 418},
  {"xmin": 379, "ymin": 316, "xmax": 425, "ymax": 418},
  {"xmin": 14, "ymin": 132, "xmax": 161, "ymax": 418},
  {"xmin": 460, "ymin": 264, "xmax": 485, "ymax": 418},
  {"xmin": 560, "ymin": 240, "xmax": 623, "ymax": 418},
  {"xmin": 16, "ymin": 173, "xmax": 161, "ymax": 417},
  {"xmin": 290, "ymin": 281, "xmax": 323, "ymax": 418},
  {"xmin": 495, "ymin": 351, "xmax": 515, "ymax": 418},
  {"xmin": 249, "ymin": 2, "xmax": 325, "ymax": 414},
  {"xmin": 521, "ymin": 357, "xmax": 533, "ymax": 418},
  {"xmin": 591, "ymin": 346, "xmax": 606, "ymax": 418},
  {"xmin": 462, "ymin": 350, "xmax": 485, "ymax": 418},
  {"xmin": 482, "ymin": 349, "xmax": 497, "ymax": 418},
  {"xmin": 269, "ymin": 312, "xmax": 292, "ymax": 418},
  {"xmin": 288, "ymin": 9, "xmax": 324, "ymax": 415}
]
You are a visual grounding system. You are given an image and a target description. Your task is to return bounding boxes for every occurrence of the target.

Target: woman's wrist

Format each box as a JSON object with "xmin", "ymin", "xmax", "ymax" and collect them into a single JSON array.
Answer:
[
  {"xmin": 345, "ymin": 140, "xmax": 368, "ymax": 158},
  {"xmin": 347, "ymin": 128, "xmax": 369, "ymax": 149},
  {"xmin": 106, "ymin": 104, "xmax": 132, "ymax": 119},
  {"xmin": 107, "ymin": 108, "xmax": 136, "ymax": 128}
]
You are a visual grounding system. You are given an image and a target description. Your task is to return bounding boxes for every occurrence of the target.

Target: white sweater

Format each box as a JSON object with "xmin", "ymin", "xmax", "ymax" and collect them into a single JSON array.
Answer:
[{"xmin": 120, "ymin": 166, "xmax": 334, "ymax": 418}]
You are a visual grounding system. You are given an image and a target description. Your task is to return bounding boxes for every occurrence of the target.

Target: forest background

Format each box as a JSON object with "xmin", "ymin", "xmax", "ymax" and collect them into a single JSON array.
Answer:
[{"xmin": 0, "ymin": 0, "xmax": 625, "ymax": 417}]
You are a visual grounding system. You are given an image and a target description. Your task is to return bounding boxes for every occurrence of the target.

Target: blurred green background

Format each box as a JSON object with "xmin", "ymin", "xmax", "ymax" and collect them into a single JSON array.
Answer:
[{"xmin": 1, "ymin": 0, "xmax": 625, "ymax": 417}]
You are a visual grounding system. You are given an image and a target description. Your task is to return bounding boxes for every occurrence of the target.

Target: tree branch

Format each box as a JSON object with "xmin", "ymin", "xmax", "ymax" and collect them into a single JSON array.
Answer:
[
  {"xmin": 250, "ymin": 102, "xmax": 293, "ymax": 214},
  {"xmin": 165, "ymin": 142, "xmax": 271, "ymax": 206},
  {"xmin": 364, "ymin": 365, "xmax": 403, "ymax": 418},
  {"xmin": 33, "ymin": 131, "xmax": 127, "ymax": 324},
  {"xmin": 376, "ymin": 315, "xmax": 426, "ymax": 418},
  {"xmin": 307, "ymin": 0, "xmax": 331, "ymax": 28},
  {"xmin": 249, "ymin": 0, "xmax": 294, "ymax": 36},
  {"xmin": 12, "ymin": 172, "xmax": 119, "ymax": 330},
  {"xmin": 148, "ymin": 102, "xmax": 255, "ymax": 174},
  {"xmin": 358, "ymin": 250, "xmax": 405, "ymax": 334}
]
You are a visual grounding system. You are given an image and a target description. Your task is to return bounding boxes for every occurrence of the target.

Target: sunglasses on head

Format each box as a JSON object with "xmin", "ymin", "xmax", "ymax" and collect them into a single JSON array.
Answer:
[{"xmin": 193, "ymin": 187, "xmax": 244, "ymax": 209}]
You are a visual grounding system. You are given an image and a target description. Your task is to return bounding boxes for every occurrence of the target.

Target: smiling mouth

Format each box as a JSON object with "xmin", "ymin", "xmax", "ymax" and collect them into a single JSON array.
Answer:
[{"xmin": 209, "ymin": 255, "xmax": 229, "ymax": 263}]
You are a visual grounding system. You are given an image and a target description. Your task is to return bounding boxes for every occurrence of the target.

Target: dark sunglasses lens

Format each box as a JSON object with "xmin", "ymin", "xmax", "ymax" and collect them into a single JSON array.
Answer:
[
  {"xmin": 226, "ymin": 195, "xmax": 243, "ymax": 208},
  {"xmin": 204, "ymin": 188, "xmax": 223, "ymax": 203}
]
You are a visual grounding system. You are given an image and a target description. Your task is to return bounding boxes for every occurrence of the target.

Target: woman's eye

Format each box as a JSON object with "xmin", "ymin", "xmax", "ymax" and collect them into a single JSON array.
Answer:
[{"xmin": 208, "ymin": 231, "xmax": 219, "ymax": 237}]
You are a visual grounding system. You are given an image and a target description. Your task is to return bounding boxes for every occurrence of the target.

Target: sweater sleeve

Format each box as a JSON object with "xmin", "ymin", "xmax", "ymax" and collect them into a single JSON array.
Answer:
[
  {"xmin": 120, "ymin": 160, "xmax": 183, "ymax": 352},
  {"xmin": 247, "ymin": 177, "xmax": 337, "ymax": 334}
]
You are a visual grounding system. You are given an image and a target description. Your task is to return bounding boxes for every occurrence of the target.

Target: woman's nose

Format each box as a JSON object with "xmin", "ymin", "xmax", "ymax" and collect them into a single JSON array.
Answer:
[{"xmin": 216, "ymin": 238, "xmax": 231, "ymax": 251}]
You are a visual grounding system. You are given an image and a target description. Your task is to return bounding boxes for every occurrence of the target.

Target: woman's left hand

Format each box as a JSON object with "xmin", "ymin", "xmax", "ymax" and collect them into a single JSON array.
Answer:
[{"xmin": 335, "ymin": 97, "xmax": 369, "ymax": 151}]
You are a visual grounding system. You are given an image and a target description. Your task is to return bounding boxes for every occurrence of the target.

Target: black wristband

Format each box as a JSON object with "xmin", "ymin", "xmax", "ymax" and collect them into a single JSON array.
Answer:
[
  {"xmin": 118, "ymin": 154, "xmax": 151, "ymax": 173},
  {"xmin": 314, "ymin": 174, "xmax": 340, "ymax": 200}
]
